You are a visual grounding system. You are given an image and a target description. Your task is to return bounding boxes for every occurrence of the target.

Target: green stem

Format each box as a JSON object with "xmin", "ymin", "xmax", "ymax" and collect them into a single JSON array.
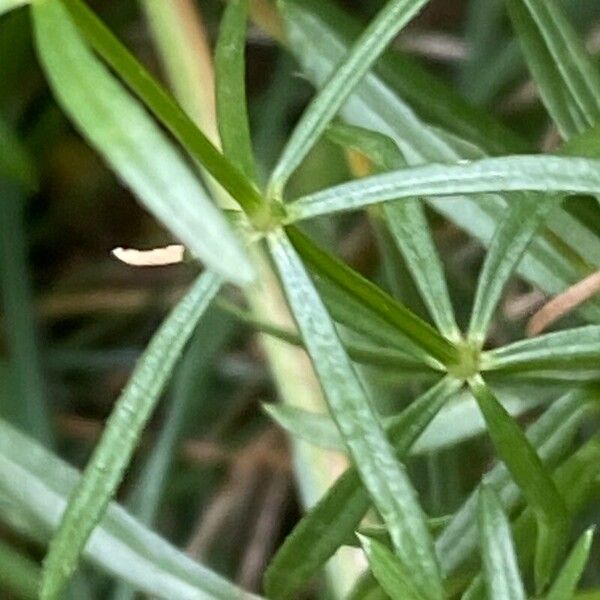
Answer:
[
  {"xmin": 136, "ymin": 1, "xmax": 363, "ymax": 595},
  {"xmin": 59, "ymin": 0, "xmax": 266, "ymax": 220}
]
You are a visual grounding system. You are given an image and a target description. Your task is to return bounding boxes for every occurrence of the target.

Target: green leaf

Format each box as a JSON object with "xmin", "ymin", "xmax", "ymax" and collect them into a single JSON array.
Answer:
[
  {"xmin": 484, "ymin": 326, "xmax": 600, "ymax": 375},
  {"xmin": 264, "ymin": 403, "xmax": 345, "ymax": 450},
  {"xmin": 40, "ymin": 272, "xmax": 222, "ymax": 600},
  {"xmin": 264, "ymin": 376, "xmax": 460, "ymax": 599},
  {"xmin": 463, "ymin": 425, "xmax": 600, "ymax": 600},
  {"xmin": 327, "ymin": 122, "xmax": 402, "ymax": 171},
  {"xmin": 328, "ymin": 123, "xmax": 460, "ymax": 340},
  {"xmin": 331, "ymin": 125, "xmax": 600, "ymax": 346},
  {"xmin": 268, "ymin": 0, "xmax": 432, "ymax": 195},
  {"xmin": 281, "ymin": 0, "xmax": 600, "ymax": 324},
  {"xmin": 360, "ymin": 516, "xmax": 453, "ymax": 541},
  {"xmin": 359, "ymin": 534, "xmax": 428, "ymax": 600},
  {"xmin": 126, "ymin": 310, "xmax": 231, "ymax": 527},
  {"xmin": 215, "ymin": 0, "xmax": 256, "ymax": 182},
  {"xmin": 478, "ymin": 486, "xmax": 526, "ymax": 600},
  {"xmin": 465, "ymin": 125, "xmax": 600, "ymax": 343},
  {"xmin": 282, "ymin": 0, "xmax": 527, "ymax": 155},
  {"xmin": 468, "ymin": 375, "xmax": 570, "ymax": 592},
  {"xmin": 566, "ymin": 124, "xmax": 600, "ymax": 158},
  {"xmin": 383, "ymin": 198, "xmax": 460, "ymax": 340},
  {"xmin": 220, "ymin": 299, "xmax": 435, "ymax": 372},
  {"xmin": 436, "ymin": 387, "xmax": 597, "ymax": 577},
  {"xmin": 32, "ymin": 0, "xmax": 253, "ymax": 286},
  {"xmin": 286, "ymin": 155, "xmax": 600, "ymax": 222},
  {"xmin": 545, "ymin": 528, "xmax": 595, "ymax": 600},
  {"xmin": 56, "ymin": 0, "xmax": 268, "ymax": 227},
  {"xmin": 313, "ymin": 270, "xmax": 436, "ymax": 363},
  {"xmin": 111, "ymin": 310, "xmax": 233, "ymax": 600},
  {"xmin": 467, "ymin": 194, "xmax": 563, "ymax": 345},
  {"xmin": 287, "ymin": 226, "xmax": 458, "ymax": 366},
  {"xmin": 267, "ymin": 229, "xmax": 443, "ymax": 600},
  {"xmin": 507, "ymin": 0, "xmax": 600, "ymax": 139},
  {"xmin": 0, "ymin": 418, "xmax": 263, "ymax": 600},
  {"xmin": 265, "ymin": 384, "xmax": 549, "ymax": 454}
]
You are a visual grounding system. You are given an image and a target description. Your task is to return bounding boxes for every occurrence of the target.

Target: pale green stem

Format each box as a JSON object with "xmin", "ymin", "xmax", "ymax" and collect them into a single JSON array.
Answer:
[{"xmin": 137, "ymin": 1, "xmax": 361, "ymax": 595}]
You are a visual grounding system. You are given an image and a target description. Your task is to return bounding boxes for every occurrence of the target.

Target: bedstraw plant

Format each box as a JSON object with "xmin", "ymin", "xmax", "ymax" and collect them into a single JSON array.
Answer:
[{"xmin": 0, "ymin": 0, "xmax": 599, "ymax": 598}]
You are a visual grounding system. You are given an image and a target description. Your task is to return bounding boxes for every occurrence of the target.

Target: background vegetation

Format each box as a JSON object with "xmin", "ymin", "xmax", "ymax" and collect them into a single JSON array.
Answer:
[{"xmin": 0, "ymin": 0, "xmax": 600, "ymax": 598}]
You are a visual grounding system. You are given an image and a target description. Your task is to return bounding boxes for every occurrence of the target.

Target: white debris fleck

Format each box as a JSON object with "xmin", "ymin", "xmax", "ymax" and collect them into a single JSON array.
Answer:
[{"xmin": 112, "ymin": 245, "xmax": 185, "ymax": 267}]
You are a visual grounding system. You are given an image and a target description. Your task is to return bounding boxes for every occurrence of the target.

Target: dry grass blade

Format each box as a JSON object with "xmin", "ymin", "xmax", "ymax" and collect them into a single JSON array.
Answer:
[{"xmin": 527, "ymin": 270, "xmax": 600, "ymax": 336}]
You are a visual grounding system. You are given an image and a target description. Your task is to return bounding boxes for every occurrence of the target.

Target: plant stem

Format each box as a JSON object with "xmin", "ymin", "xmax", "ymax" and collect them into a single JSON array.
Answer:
[{"xmin": 138, "ymin": 1, "xmax": 362, "ymax": 595}]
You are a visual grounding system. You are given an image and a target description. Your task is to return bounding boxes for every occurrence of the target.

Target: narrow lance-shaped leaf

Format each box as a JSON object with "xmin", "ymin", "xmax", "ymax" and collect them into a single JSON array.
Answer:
[
  {"xmin": 111, "ymin": 311, "xmax": 233, "ymax": 600},
  {"xmin": 468, "ymin": 125, "xmax": 600, "ymax": 345},
  {"xmin": 459, "ymin": 0, "xmax": 506, "ymax": 102},
  {"xmin": 514, "ymin": 436, "xmax": 600, "ymax": 574},
  {"xmin": 279, "ymin": 0, "xmax": 600, "ymax": 330},
  {"xmin": 507, "ymin": 0, "xmax": 600, "ymax": 139},
  {"xmin": 311, "ymin": 266, "xmax": 437, "ymax": 364},
  {"xmin": 545, "ymin": 528, "xmax": 595, "ymax": 600},
  {"xmin": 288, "ymin": 226, "xmax": 458, "ymax": 366},
  {"xmin": 0, "ymin": 418, "xmax": 263, "ymax": 600},
  {"xmin": 483, "ymin": 326, "xmax": 600, "ymax": 374},
  {"xmin": 221, "ymin": 300, "xmax": 435, "ymax": 372},
  {"xmin": 467, "ymin": 194, "xmax": 562, "ymax": 346},
  {"xmin": 283, "ymin": 0, "xmax": 527, "ymax": 153},
  {"xmin": 468, "ymin": 375, "xmax": 570, "ymax": 592},
  {"xmin": 264, "ymin": 376, "xmax": 461, "ymax": 599},
  {"xmin": 266, "ymin": 384, "xmax": 548, "ymax": 455},
  {"xmin": 477, "ymin": 486, "xmax": 526, "ymax": 600},
  {"xmin": 267, "ymin": 229, "xmax": 443, "ymax": 600},
  {"xmin": 286, "ymin": 154, "xmax": 600, "ymax": 222},
  {"xmin": 469, "ymin": 0, "xmax": 600, "ymax": 346},
  {"xmin": 461, "ymin": 432, "xmax": 600, "ymax": 600},
  {"xmin": 215, "ymin": 0, "xmax": 256, "ymax": 182},
  {"xmin": 328, "ymin": 123, "xmax": 460, "ymax": 341},
  {"xmin": 57, "ymin": 0, "xmax": 266, "ymax": 221},
  {"xmin": 278, "ymin": 0, "xmax": 600, "ymax": 309},
  {"xmin": 436, "ymin": 387, "xmax": 598, "ymax": 577},
  {"xmin": 268, "ymin": 0, "xmax": 432, "ymax": 195},
  {"xmin": 358, "ymin": 534, "xmax": 428, "ymax": 600},
  {"xmin": 33, "ymin": 0, "xmax": 253, "ymax": 286},
  {"xmin": 40, "ymin": 272, "xmax": 222, "ymax": 600}
]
